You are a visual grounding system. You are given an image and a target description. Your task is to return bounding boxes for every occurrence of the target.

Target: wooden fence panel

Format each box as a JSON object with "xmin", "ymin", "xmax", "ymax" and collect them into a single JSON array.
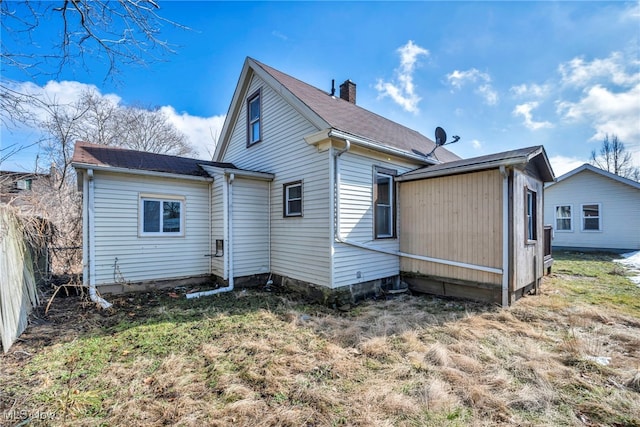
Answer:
[{"xmin": 0, "ymin": 207, "xmax": 40, "ymax": 353}]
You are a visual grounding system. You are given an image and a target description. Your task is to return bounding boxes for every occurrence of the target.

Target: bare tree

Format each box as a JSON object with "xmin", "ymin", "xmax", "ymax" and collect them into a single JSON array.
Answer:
[
  {"xmin": 37, "ymin": 89, "xmax": 194, "ymax": 186},
  {"xmin": 590, "ymin": 134, "xmax": 639, "ymax": 179},
  {"xmin": 117, "ymin": 106, "xmax": 194, "ymax": 156},
  {"xmin": 1, "ymin": 0, "xmax": 185, "ymax": 126}
]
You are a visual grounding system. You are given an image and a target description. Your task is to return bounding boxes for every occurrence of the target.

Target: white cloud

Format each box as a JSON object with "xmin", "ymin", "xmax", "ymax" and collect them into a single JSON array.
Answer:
[
  {"xmin": 375, "ymin": 40, "xmax": 429, "ymax": 114},
  {"xmin": 513, "ymin": 102, "xmax": 553, "ymax": 130},
  {"xmin": 548, "ymin": 155, "xmax": 587, "ymax": 177},
  {"xmin": 477, "ymin": 84, "xmax": 498, "ymax": 106},
  {"xmin": 510, "ymin": 83, "xmax": 551, "ymax": 98},
  {"xmin": 557, "ymin": 83, "xmax": 640, "ymax": 143},
  {"xmin": 159, "ymin": 106, "xmax": 225, "ymax": 160},
  {"xmin": 471, "ymin": 139, "xmax": 482, "ymax": 150},
  {"xmin": 558, "ymin": 52, "xmax": 640, "ymax": 88},
  {"xmin": 446, "ymin": 68, "xmax": 498, "ymax": 105},
  {"xmin": 3, "ymin": 80, "xmax": 226, "ymax": 160}
]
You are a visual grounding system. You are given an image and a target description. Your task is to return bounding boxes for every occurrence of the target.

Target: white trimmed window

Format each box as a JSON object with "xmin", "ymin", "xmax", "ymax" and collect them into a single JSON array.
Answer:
[
  {"xmin": 247, "ymin": 89, "xmax": 262, "ymax": 146},
  {"xmin": 555, "ymin": 205, "xmax": 572, "ymax": 231},
  {"xmin": 139, "ymin": 195, "xmax": 184, "ymax": 236},
  {"xmin": 284, "ymin": 181, "xmax": 303, "ymax": 217},
  {"xmin": 581, "ymin": 203, "xmax": 601, "ymax": 231},
  {"xmin": 374, "ymin": 167, "xmax": 396, "ymax": 239}
]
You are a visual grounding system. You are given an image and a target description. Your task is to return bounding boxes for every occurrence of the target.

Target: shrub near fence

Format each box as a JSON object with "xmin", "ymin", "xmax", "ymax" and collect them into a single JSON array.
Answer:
[{"xmin": 0, "ymin": 206, "xmax": 40, "ymax": 353}]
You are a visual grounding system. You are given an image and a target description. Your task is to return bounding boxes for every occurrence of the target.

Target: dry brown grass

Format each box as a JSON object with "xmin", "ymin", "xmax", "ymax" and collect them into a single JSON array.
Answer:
[{"xmin": 2, "ymin": 255, "xmax": 640, "ymax": 426}]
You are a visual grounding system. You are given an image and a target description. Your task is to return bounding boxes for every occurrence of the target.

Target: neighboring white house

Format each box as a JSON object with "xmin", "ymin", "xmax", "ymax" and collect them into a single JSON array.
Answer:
[
  {"xmin": 544, "ymin": 163, "xmax": 640, "ymax": 252},
  {"xmin": 73, "ymin": 57, "xmax": 554, "ymax": 307}
]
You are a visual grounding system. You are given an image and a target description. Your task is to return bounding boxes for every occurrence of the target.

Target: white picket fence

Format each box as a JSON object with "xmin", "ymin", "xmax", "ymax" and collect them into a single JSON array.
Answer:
[{"xmin": 0, "ymin": 206, "xmax": 40, "ymax": 353}]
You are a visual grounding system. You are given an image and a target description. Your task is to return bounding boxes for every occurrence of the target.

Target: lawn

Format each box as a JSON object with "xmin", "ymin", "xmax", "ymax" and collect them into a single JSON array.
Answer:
[{"xmin": 1, "ymin": 251, "xmax": 639, "ymax": 426}]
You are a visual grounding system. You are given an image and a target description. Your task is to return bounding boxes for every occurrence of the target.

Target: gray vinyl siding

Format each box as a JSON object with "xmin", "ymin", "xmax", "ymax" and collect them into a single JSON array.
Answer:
[
  {"xmin": 221, "ymin": 73, "xmax": 331, "ymax": 287},
  {"xmin": 544, "ymin": 170, "xmax": 640, "ymax": 250},
  {"xmin": 232, "ymin": 178, "xmax": 270, "ymax": 277},
  {"xmin": 333, "ymin": 151, "xmax": 416, "ymax": 288},
  {"xmin": 92, "ymin": 171, "xmax": 211, "ymax": 286}
]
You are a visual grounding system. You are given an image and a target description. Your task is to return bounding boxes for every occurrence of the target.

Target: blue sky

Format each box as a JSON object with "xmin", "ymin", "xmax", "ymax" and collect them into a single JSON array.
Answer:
[{"xmin": 2, "ymin": 1, "xmax": 639, "ymax": 176}]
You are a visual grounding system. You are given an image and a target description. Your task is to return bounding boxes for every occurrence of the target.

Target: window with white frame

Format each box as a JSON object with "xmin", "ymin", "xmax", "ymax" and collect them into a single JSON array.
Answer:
[
  {"xmin": 247, "ymin": 89, "xmax": 261, "ymax": 146},
  {"xmin": 525, "ymin": 189, "xmax": 537, "ymax": 241},
  {"xmin": 140, "ymin": 195, "xmax": 184, "ymax": 236},
  {"xmin": 374, "ymin": 167, "xmax": 396, "ymax": 239},
  {"xmin": 284, "ymin": 181, "xmax": 303, "ymax": 217},
  {"xmin": 555, "ymin": 205, "xmax": 572, "ymax": 231},
  {"xmin": 582, "ymin": 203, "xmax": 601, "ymax": 231}
]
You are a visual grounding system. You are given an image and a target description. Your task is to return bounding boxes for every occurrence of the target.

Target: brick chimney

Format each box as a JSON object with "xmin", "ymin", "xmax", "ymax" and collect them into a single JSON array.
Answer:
[{"xmin": 339, "ymin": 80, "xmax": 356, "ymax": 104}]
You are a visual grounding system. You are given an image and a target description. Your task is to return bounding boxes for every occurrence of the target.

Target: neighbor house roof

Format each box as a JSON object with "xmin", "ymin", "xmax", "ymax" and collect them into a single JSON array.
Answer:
[
  {"xmin": 546, "ymin": 163, "xmax": 640, "ymax": 190},
  {"xmin": 398, "ymin": 145, "xmax": 555, "ymax": 182},
  {"xmin": 216, "ymin": 57, "xmax": 460, "ymax": 164},
  {"xmin": 71, "ymin": 141, "xmax": 236, "ymax": 178}
]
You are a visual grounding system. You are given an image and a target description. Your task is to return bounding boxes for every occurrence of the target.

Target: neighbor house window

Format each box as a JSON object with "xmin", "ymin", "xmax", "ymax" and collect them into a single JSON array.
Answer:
[
  {"xmin": 140, "ymin": 195, "xmax": 184, "ymax": 236},
  {"xmin": 374, "ymin": 167, "xmax": 396, "ymax": 239},
  {"xmin": 247, "ymin": 89, "xmax": 262, "ymax": 146},
  {"xmin": 525, "ymin": 189, "xmax": 537, "ymax": 241},
  {"xmin": 582, "ymin": 203, "xmax": 601, "ymax": 231},
  {"xmin": 283, "ymin": 181, "xmax": 302, "ymax": 217},
  {"xmin": 555, "ymin": 205, "xmax": 572, "ymax": 231}
]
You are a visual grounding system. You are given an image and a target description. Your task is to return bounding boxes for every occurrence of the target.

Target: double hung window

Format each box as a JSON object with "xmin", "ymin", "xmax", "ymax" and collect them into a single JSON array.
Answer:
[
  {"xmin": 247, "ymin": 90, "xmax": 261, "ymax": 146},
  {"xmin": 374, "ymin": 168, "xmax": 396, "ymax": 239}
]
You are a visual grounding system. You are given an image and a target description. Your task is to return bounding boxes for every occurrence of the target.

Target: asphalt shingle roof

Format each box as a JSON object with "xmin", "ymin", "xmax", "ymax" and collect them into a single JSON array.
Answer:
[
  {"xmin": 252, "ymin": 59, "xmax": 461, "ymax": 163},
  {"xmin": 72, "ymin": 141, "xmax": 235, "ymax": 177}
]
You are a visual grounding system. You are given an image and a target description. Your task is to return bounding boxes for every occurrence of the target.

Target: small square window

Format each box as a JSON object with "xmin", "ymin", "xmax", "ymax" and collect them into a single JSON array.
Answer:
[
  {"xmin": 283, "ymin": 181, "xmax": 302, "ymax": 217},
  {"xmin": 140, "ymin": 196, "xmax": 184, "ymax": 236}
]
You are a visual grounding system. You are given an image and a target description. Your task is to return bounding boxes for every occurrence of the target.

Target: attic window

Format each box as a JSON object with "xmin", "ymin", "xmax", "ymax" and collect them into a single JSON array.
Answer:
[{"xmin": 247, "ymin": 89, "xmax": 262, "ymax": 146}]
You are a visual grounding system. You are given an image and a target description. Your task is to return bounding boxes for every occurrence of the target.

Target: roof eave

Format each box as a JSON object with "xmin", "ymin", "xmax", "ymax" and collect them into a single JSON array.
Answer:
[
  {"xmin": 326, "ymin": 129, "xmax": 439, "ymax": 166},
  {"xmin": 71, "ymin": 162, "xmax": 214, "ymax": 182}
]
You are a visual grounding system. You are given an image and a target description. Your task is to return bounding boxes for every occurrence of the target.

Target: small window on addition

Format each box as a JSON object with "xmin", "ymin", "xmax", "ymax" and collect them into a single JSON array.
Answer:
[
  {"xmin": 283, "ymin": 181, "xmax": 303, "ymax": 217},
  {"xmin": 139, "ymin": 195, "xmax": 184, "ymax": 236},
  {"xmin": 525, "ymin": 189, "xmax": 537, "ymax": 241}
]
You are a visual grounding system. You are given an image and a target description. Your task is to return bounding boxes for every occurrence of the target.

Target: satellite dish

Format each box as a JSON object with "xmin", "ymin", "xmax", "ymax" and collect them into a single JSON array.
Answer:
[
  {"xmin": 427, "ymin": 126, "xmax": 461, "ymax": 157},
  {"xmin": 435, "ymin": 126, "xmax": 447, "ymax": 146}
]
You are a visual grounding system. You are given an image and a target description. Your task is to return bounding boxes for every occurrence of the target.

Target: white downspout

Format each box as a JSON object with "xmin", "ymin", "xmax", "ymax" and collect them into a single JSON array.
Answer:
[
  {"xmin": 333, "ymin": 139, "xmax": 351, "ymax": 242},
  {"xmin": 332, "ymin": 140, "xmax": 503, "ymax": 275},
  {"xmin": 187, "ymin": 173, "xmax": 235, "ymax": 299},
  {"xmin": 500, "ymin": 165, "xmax": 510, "ymax": 307},
  {"xmin": 86, "ymin": 169, "xmax": 112, "ymax": 309}
]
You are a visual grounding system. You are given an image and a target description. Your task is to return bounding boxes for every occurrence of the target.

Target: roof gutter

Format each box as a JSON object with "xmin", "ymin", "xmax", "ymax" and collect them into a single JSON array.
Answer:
[
  {"xmin": 72, "ymin": 162, "xmax": 214, "ymax": 182},
  {"xmin": 200, "ymin": 165, "xmax": 274, "ymax": 181},
  {"xmin": 326, "ymin": 129, "xmax": 440, "ymax": 165},
  {"xmin": 397, "ymin": 157, "xmax": 529, "ymax": 182}
]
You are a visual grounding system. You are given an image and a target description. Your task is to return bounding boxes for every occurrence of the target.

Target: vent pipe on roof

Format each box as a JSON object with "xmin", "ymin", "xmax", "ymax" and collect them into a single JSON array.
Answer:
[
  {"xmin": 330, "ymin": 79, "xmax": 336, "ymax": 96},
  {"xmin": 339, "ymin": 80, "xmax": 356, "ymax": 104}
]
